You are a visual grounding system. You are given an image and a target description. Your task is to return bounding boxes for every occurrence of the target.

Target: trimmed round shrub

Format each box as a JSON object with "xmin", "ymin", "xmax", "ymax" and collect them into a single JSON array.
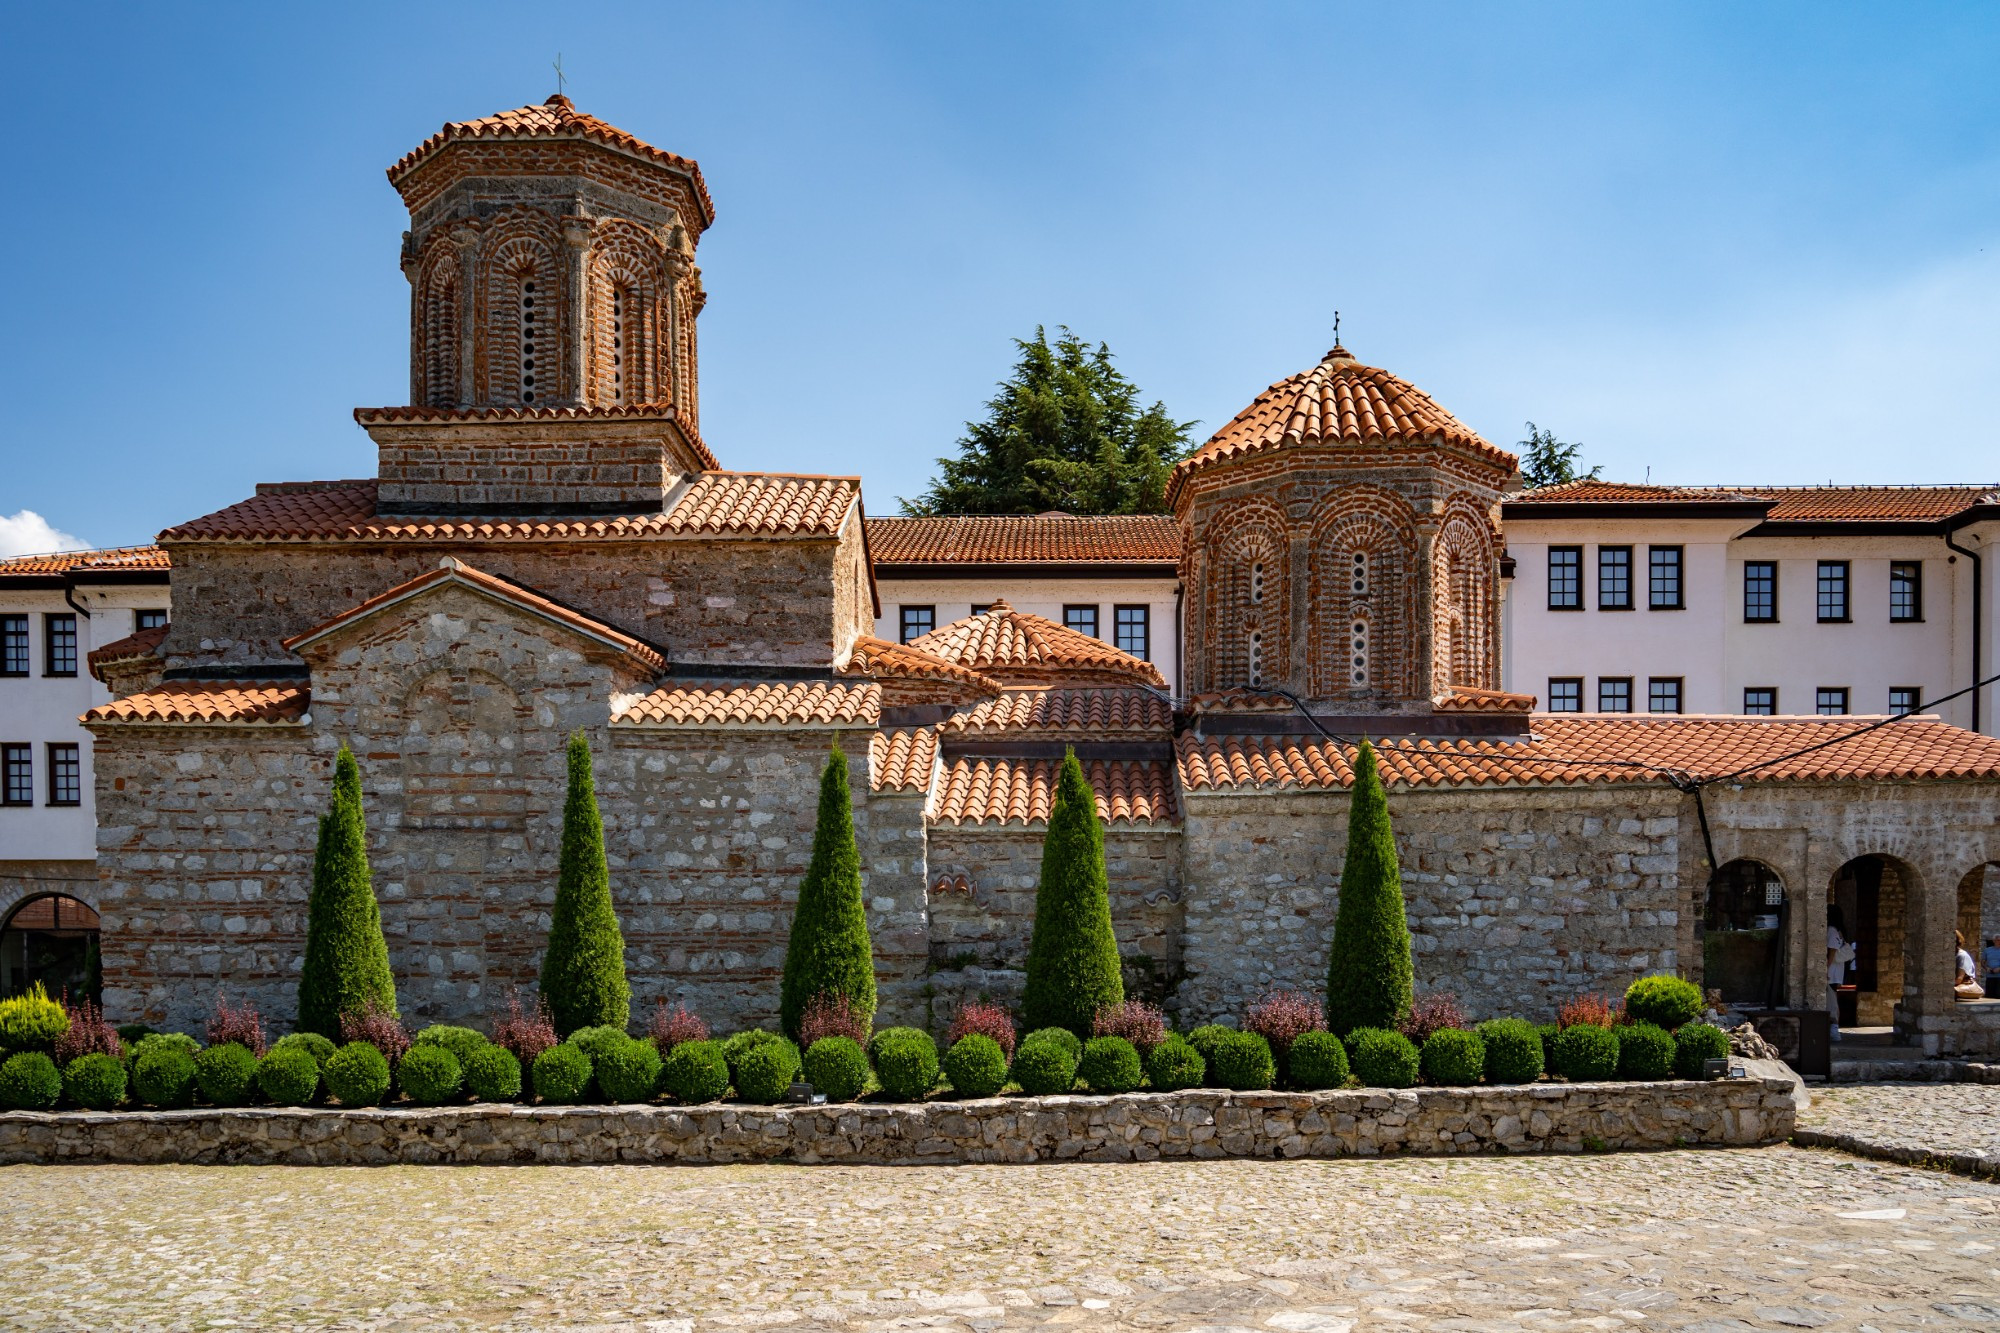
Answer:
[
  {"xmin": 0, "ymin": 983, "xmax": 69, "ymax": 1053},
  {"xmin": 132, "ymin": 1045, "xmax": 198, "ymax": 1108},
  {"xmin": 195, "ymin": 1042, "xmax": 261, "ymax": 1106},
  {"xmin": 872, "ymin": 1029, "xmax": 938, "ymax": 1102},
  {"xmin": 804, "ymin": 1036, "xmax": 871, "ymax": 1102},
  {"xmin": 398, "ymin": 1044, "xmax": 464, "ymax": 1105},
  {"xmin": 255, "ymin": 1045, "xmax": 320, "ymax": 1106},
  {"xmin": 63, "ymin": 1053, "xmax": 127, "ymax": 1110},
  {"xmin": 660, "ymin": 1039, "xmax": 730, "ymax": 1104},
  {"xmin": 1550, "ymin": 1024, "xmax": 1620, "ymax": 1082},
  {"xmin": 1019, "ymin": 1026, "xmax": 1082, "ymax": 1063},
  {"xmin": 566, "ymin": 1025, "xmax": 629, "ymax": 1061},
  {"xmin": 1623, "ymin": 975, "xmax": 1704, "ymax": 1031},
  {"xmin": 0, "ymin": 1051, "xmax": 61, "ymax": 1109},
  {"xmin": 1476, "ymin": 1019, "xmax": 1545, "ymax": 1084},
  {"xmin": 865, "ymin": 1026, "xmax": 932, "ymax": 1064},
  {"xmin": 723, "ymin": 1029, "xmax": 786, "ymax": 1080},
  {"xmin": 324, "ymin": 1042, "xmax": 392, "ymax": 1107},
  {"xmin": 1286, "ymin": 1031, "xmax": 1350, "ymax": 1090},
  {"xmin": 532, "ymin": 1043, "xmax": 593, "ymax": 1104},
  {"xmin": 464, "ymin": 1044, "xmax": 523, "ymax": 1102},
  {"xmin": 270, "ymin": 1031, "xmax": 336, "ymax": 1068},
  {"xmin": 1616, "ymin": 1022, "xmax": 1675, "ymax": 1081},
  {"xmin": 594, "ymin": 1036, "xmax": 662, "ymax": 1104},
  {"xmin": 1673, "ymin": 1021, "xmax": 1732, "ymax": 1079},
  {"xmin": 413, "ymin": 1025, "xmax": 489, "ymax": 1067},
  {"xmin": 1208, "ymin": 1030, "xmax": 1276, "ymax": 1091},
  {"xmin": 128, "ymin": 1031, "xmax": 200, "ymax": 1068},
  {"xmin": 1347, "ymin": 1027, "xmax": 1419, "ymax": 1089},
  {"xmin": 1076, "ymin": 1036, "xmax": 1143, "ymax": 1094},
  {"xmin": 734, "ymin": 1037, "xmax": 802, "ymax": 1104},
  {"xmin": 940, "ymin": 1034, "xmax": 1007, "ymax": 1099},
  {"xmin": 1145, "ymin": 1034, "xmax": 1205, "ymax": 1092},
  {"xmin": 1187, "ymin": 1024, "xmax": 1234, "ymax": 1066},
  {"xmin": 1419, "ymin": 1028, "xmax": 1486, "ymax": 1087},
  {"xmin": 1010, "ymin": 1037, "xmax": 1078, "ymax": 1095}
]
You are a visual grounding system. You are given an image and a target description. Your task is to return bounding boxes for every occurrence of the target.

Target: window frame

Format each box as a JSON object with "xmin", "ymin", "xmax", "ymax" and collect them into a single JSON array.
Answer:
[
  {"xmin": 1888, "ymin": 686, "xmax": 1921, "ymax": 716},
  {"xmin": 2, "ymin": 743, "xmax": 30, "ymax": 806},
  {"xmin": 135, "ymin": 609, "xmax": 168, "ymax": 632},
  {"xmin": 1547, "ymin": 677, "xmax": 1582, "ymax": 712},
  {"xmin": 1889, "ymin": 561, "xmax": 1922, "ymax": 623},
  {"xmin": 1597, "ymin": 546, "xmax": 1634, "ymax": 611},
  {"xmin": 44, "ymin": 613, "xmax": 77, "ymax": 677},
  {"xmin": 1816, "ymin": 560, "xmax": 1850, "ymax": 623},
  {"xmin": 1742, "ymin": 687, "xmax": 1777, "ymax": 716},
  {"xmin": 1547, "ymin": 546, "xmax": 1582, "ymax": 611},
  {"xmin": 1113, "ymin": 604, "xmax": 1150, "ymax": 660},
  {"xmin": 896, "ymin": 605, "xmax": 935, "ymax": 644},
  {"xmin": 1816, "ymin": 687, "xmax": 1850, "ymax": 716},
  {"xmin": 1647, "ymin": 546, "xmax": 1684, "ymax": 610},
  {"xmin": 1743, "ymin": 560, "xmax": 1778, "ymax": 623},
  {"xmin": 46, "ymin": 743, "xmax": 80, "ymax": 807},
  {"xmin": 1597, "ymin": 676, "xmax": 1633, "ymax": 713},
  {"xmin": 1647, "ymin": 677, "xmax": 1684, "ymax": 714},
  {"xmin": 1062, "ymin": 604, "xmax": 1099, "ymax": 639},
  {"xmin": 0, "ymin": 615, "xmax": 27, "ymax": 677}
]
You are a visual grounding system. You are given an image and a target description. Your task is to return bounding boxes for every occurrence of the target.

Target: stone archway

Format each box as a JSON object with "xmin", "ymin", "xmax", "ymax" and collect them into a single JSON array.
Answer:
[
  {"xmin": 1830, "ymin": 854, "xmax": 1920, "ymax": 1029},
  {"xmin": 1962, "ymin": 863, "xmax": 2000, "ymax": 997},
  {"xmin": 0, "ymin": 892, "xmax": 101, "ymax": 1003},
  {"xmin": 1703, "ymin": 859, "xmax": 1787, "ymax": 1006}
]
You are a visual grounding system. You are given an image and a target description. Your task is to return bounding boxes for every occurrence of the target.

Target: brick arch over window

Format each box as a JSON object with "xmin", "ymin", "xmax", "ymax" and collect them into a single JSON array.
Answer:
[
  {"xmin": 1193, "ymin": 501, "xmax": 1290, "ymax": 694},
  {"xmin": 1308, "ymin": 492, "xmax": 1421, "ymax": 700},
  {"xmin": 586, "ymin": 222, "xmax": 665, "ymax": 406},
  {"xmin": 481, "ymin": 221, "xmax": 561, "ymax": 406},
  {"xmin": 417, "ymin": 248, "xmax": 463, "ymax": 408},
  {"xmin": 1431, "ymin": 506, "xmax": 1501, "ymax": 693}
]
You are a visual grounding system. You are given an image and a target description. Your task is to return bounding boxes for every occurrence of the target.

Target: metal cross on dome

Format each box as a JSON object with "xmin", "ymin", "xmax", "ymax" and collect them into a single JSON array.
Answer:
[{"xmin": 553, "ymin": 54, "xmax": 567, "ymax": 98}]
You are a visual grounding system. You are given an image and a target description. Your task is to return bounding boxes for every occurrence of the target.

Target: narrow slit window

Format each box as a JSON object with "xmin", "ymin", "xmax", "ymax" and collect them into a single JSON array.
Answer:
[
  {"xmin": 1351, "ymin": 552, "xmax": 1367, "ymax": 595},
  {"xmin": 1246, "ymin": 629, "xmax": 1263, "ymax": 686},
  {"xmin": 1249, "ymin": 562, "xmax": 1264, "ymax": 606},
  {"xmin": 519, "ymin": 279, "xmax": 538, "ymax": 403},
  {"xmin": 611, "ymin": 287, "xmax": 626, "ymax": 403},
  {"xmin": 1350, "ymin": 619, "xmax": 1368, "ymax": 686}
]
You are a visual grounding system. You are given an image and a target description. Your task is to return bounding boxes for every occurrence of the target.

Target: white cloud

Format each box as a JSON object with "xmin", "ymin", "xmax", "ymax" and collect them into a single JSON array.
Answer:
[{"xmin": 0, "ymin": 510, "xmax": 92, "ymax": 559}]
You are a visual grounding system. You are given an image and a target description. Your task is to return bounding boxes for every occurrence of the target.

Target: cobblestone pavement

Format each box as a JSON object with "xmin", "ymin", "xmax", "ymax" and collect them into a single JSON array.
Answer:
[
  {"xmin": 5, "ymin": 1144, "xmax": 1999, "ymax": 1332},
  {"xmin": 1800, "ymin": 1084, "xmax": 2000, "ymax": 1167}
]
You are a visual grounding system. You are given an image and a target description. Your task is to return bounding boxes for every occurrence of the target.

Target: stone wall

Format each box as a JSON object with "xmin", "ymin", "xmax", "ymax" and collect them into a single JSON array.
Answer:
[{"xmin": 0, "ymin": 1079, "xmax": 1795, "ymax": 1167}]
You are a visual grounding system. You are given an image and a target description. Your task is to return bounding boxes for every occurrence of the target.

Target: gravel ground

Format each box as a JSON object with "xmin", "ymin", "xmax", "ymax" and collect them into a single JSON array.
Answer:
[{"xmin": 3, "ymin": 1140, "xmax": 1998, "ymax": 1331}]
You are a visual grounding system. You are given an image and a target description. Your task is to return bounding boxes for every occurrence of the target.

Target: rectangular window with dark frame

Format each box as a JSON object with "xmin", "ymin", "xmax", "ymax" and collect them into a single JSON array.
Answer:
[
  {"xmin": 1816, "ymin": 687, "xmax": 1849, "ymax": 716},
  {"xmin": 1, "ymin": 616, "xmax": 26, "ymax": 676},
  {"xmin": 1598, "ymin": 677, "xmax": 1633, "ymax": 712},
  {"xmin": 1547, "ymin": 678, "xmax": 1582, "ymax": 712},
  {"xmin": 47, "ymin": 743, "xmax": 80, "ymax": 807},
  {"xmin": 897, "ymin": 606, "xmax": 934, "ymax": 644},
  {"xmin": 969, "ymin": 603, "xmax": 991, "ymax": 617},
  {"xmin": 1597, "ymin": 546, "xmax": 1633, "ymax": 610},
  {"xmin": 136, "ymin": 609, "xmax": 168, "ymax": 632},
  {"xmin": 1648, "ymin": 546, "xmax": 1684, "ymax": 610},
  {"xmin": 1063, "ymin": 605, "xmax": 1099, "ymax": 638},
  {"xmin": 1547, "ymin": 546, "xmax": 1582, "ymax": 610},
  {"xmin": 1114, "ymin": 605, "xmax": 1150, "ymax": 660},
  {"xmin": 1888, "ymin": 686, "xmax": 1921, "ymax": 716},
  {"xmin": 2, "ymin": 744, "xmax": 30, "ymax": 806},
  {"xmin": 1889, "ymin": 562, "xmax": 1922, "ymax": 622},
  {"xmin": 44, "ymin": 613, "xmax": 76, "ymax": 676},
  {"xmin": 1648, "ymin": 677, "xmax": 1683, "ymax": 713},
  {"xmin": 1817, "ymin": 561, "xmax": 1849, "ymax": 622},
  {"xmin": 1743, "ymin": 687, "xmax": 1776, "ymax": 715},
  {"xmin": 1743, "ymin": 561, "xmax": 1777, "ymax": 622}
]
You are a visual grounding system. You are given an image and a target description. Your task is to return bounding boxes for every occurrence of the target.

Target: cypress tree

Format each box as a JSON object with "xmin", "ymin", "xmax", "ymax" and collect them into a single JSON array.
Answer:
[
  {"xmin": 297, "ymin": 745, "xmax": 397, "ymax": 1039},
  {"xmin": 539, "ymin": 731, "xmax": 630, "ymax": 1036},
  {"xmin": 1324, "ymin": 739, "xmax": 1414, "ymax": 1034},
  {"xmin": 779, "ymin": 746, "xmax": 877, "ymax": 1041},
  {"xmin": 1022, "ymin": 748, "xmax": 1125, "ymax": 1037}
]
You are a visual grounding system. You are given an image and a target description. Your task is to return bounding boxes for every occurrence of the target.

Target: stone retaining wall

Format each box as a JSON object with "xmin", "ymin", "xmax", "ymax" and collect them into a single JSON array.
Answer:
[{"xmin": 0, "ymin": 1079, "xmax": 1794, "ymax": 1167}]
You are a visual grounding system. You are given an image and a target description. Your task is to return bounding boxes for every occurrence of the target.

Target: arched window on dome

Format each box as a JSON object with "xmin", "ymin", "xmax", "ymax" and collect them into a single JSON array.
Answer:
[{"xmin": 420, "ymin": 260, "xmax": 460, "ymax": 408}]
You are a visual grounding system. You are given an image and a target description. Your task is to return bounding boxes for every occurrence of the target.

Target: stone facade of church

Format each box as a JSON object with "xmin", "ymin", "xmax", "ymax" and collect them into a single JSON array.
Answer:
[{"xmin": 62, "ymin": 98, "xmax": 2000, "ymax": 1057}]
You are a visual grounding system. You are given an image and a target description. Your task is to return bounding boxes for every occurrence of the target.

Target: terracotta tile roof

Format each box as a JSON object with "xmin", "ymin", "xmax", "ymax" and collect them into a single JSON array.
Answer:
[
  {"xmin": 388, "ymin": 95, "xmax": 715, "ymax": 227},
  {"xmin": 159, "ymin": 474, "xmax": 858, "ymax": 543},
  {"xmin": 86, "ymin": 624, "xmax": 169, "ymax": 681},
  {"xmin": 1172, "ymin": 345, "xmax": 1514, "ymax": 500},
  {"xmin": 839, "ymin": 635, "xmax": 1003, "ymax": 696},
  {"xmin": 1510, "ymin": 479, "xmax": 1770, "ymax": 506},
  {"xmin": 0, "ymin": 544, "xmax": 170, "ymax": 577},
  {"xmin": 866, "ymin": 515, "xmax": 1181, "ymax": 566},
  {"xmin": 1185, "ymin": 687, "xmax": 1295, "ymax": 715},
  {"xmin": 1507, "ymin": 480, "xmax": 1999, "ymax": 522},
  {"xmin": 929, "ymin": 756, "xmax": 1180, "ymax": 826},
  {"xmin": 908, "ymin": 599, "xmax": 1167, "ymax": 689},
  {"xmin": 1176, "ymin": 715, "xmax": 2000, "ymax": 792},
  {"xmin": 353, "ymin": 403, "xmax": 718, "ymax": 471},
  {"xmin": 82, "ymin": 681, "xmax": 309, "ymax": 727},
  {"xmin": 614, "ymin": 680, "xmax": 879, "ymax": 728},
  {"xmin": 1434, "ymin": 685, "xmax": 1537, "ymax": 714},
  {"xmin": 283, "ymin": 557, "xmax": 668, "ymax": 674},
  {"xmin": 941, "ymin": 687, "xmax": 1173, "ymax": 737},
  {"xmin": 870, "ymin": 728, "xmax": 940, "ymax": 792}
]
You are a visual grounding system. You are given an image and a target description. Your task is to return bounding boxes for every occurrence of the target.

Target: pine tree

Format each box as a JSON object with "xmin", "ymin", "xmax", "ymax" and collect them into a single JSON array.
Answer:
[
  {"xmin": 539, "ymin": 731, "xmax": 630, "ymax": 1036},
  {"xmin": 1022, "ymin": 748, "xmax": 1125, "ymax": 1037},
  {"xmin": 1518, "ymin": 422, "xmax": 1602, "ymax": 489},
  {"xmin": 1324, "ymin": 740, "xmax": 1414, "ymax": 1034},
  {"xmin": 297, "ymin": 745, "xmax": 397, "ymax": 1039},
  {"xmin": 900, "ymin": 326, "xmax": 1195, "ymax": 516},
  {"xmin": 779, "ymin": 746, "xmax": 877, "ymax": 1041}
]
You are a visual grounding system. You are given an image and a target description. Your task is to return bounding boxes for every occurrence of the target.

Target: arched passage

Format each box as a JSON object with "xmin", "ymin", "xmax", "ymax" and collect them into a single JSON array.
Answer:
[
  {"xmin": 1702, "ymin": 858, "xmax": 1787, "ymax": 1006},
  {"xmin": 1961, "ymin": 863, "xmax": 2000, "ymax": 997},
  {"xmin": 0, "ymin": 893, "xmax": 101, "ymax": 1002},
  {"xmin": 1830, "ymin": 854, "xmax": 1920, "ymax": 1029}
]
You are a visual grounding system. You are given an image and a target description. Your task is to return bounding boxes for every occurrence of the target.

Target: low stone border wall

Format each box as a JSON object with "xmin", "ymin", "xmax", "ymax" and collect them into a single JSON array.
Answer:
[
  {"xmin": 1791, "ymin": 1127, "xmax": 2000, "ymax": 1181},
  {"xmin": 0, "ymin": 1078, "xmax": 1793, "ymax": 1167}
]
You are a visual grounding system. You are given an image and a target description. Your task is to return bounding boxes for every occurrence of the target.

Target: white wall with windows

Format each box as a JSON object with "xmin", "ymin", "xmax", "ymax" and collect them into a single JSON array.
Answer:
[{"xmin": 871, "ymin": 576, "xmax": 1180, "ymax": 691}]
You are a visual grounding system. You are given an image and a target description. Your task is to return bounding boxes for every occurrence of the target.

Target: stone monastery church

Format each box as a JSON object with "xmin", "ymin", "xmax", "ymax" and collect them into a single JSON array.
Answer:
[{"xmin": 77, "ymin": 98, "xmax": 2000, "ymax": 1055}]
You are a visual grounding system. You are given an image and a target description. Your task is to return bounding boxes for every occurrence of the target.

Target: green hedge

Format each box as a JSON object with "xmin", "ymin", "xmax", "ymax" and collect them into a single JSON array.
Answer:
[
  {"xmin": 1346, "ymin": 1027, "xmax": 1419, "ymax": 1089},
  {"xmin": 660, "ymin": 1039, "xmax": 730, "ymax": 1104},
  {"xmin": 133, "ymin": 1046, "xmax": 198, "ymax": 1109},
  {"xmin": 1285, "ymin": 1031, "xmax": 1350, "ymax": 1090},
  {"xmin": 63, "ymin": 1053, "xmax": 127, "ymax": 1110},
  {"xmin": 734, "ymin": 1037, "xmax": 802, "ymax": 1104},
  {"xmin": 1673, "ymin": 1022, "xmax": 1731, "ymax": 1079},
  {"xmin": 194, "ymin": 1042, "xmax": 261, "ymax": 1106},
  {"xmin": 532, "ymin": 1043, "xmax": 592, "ymax": 1104},
  {"xmin": 941, "ymin": 1034, "xmax": 1007, "ymax": 1099},
  {"xmin": 398, "ymin": 1045, "xmax": 464, "ymax": 1105},
  {"xmin": 1076, "ymin": 1036, "xmax": 1143, "ymax": 1094},
  {"xmin": 1550, "ymin": 1025, "xmax": 1619, "ymax": 1081},
  {"xmin": 1475, "ymin": 1019, "xmax": 1544, "ymax": 1084},
  {"xmin": 1010, "ymin": 1036, "xmax": 1077, "ymax": 1095},
  {"xmin": 0, "ymin": 1051, "xmax": 61, "ymax": 1110},
  {"xmin": 412, "ymin": 1025, "xmax": 488, "ymax": 1067},
  {"xmin": 1623, "ymin": 975, "xmax": 1703, "ymax": 1030},
  {"xmin": 594, "ymin": 1036, "xmax": 662, "ymax": 1104},
  {"xmin": 1419, "ymin": 1029, "xmax": 1485, "ymax": 1086},
  {"xmin": 1616, "ymin": 1023, "xmax": 1675, "ymax": 1081},
  {"xmin": 255, "ymin": 1046, "xmax": 321, "ymax": 1106},
  {"xmin": 464, "ymin": 1045, "xmax": 523, "ymax": 1102},
  {"xmin": 1207, "ymin": 1031, "xmax": 1276, "ymax": 1091},
  {"xmin": 804, "ymin": 1036, "xmax": 871, "ymax": 1101},
  {"xmin": 1144, "ymin": 1035, "xmax": 1205, "ymax": 1092},
  {"xmin": 325, "ymin": 1042, "xmax": 392, "ymax": 1107},
  {"xmin": 871, "ymin": 1029, "xmax": 938, "ymax": 1102}
]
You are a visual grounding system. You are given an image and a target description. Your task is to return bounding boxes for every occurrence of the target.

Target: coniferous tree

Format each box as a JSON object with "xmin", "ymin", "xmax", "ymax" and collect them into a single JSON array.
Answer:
[
  {"xmin": 901, "ymin": 327, "xmax": 1195, "ymax": 516},
  {"xmin": 297, "ymin": 746, "xmax": 397, "ymax": 1039},
  {"xmin": 539, "ymin": 732, "xmax": 630, "ymax": 1036},
  {"xmin": 1324, "ymin": 740, "xmax": 1414, "ymax": 1034},
  {"xmin": 1022, "ymin": 749, "xmax": 1125, "ymax": 1036},
  {"xmin": 1517, "ymin": 422, "xmax": 1602, "ymax": 490},
  {"xmin": 779, "ymin": 746, "xmax": 877, "ymax": 1041}
]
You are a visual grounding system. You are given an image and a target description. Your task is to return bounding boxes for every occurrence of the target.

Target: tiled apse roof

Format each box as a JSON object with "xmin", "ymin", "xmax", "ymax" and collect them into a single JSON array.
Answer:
[
  {"xmin": 613, "ymin": 681, "xmax": 880, "ymax": 728},
  {"xmin": 870, "ymin": 729, "xmax": 940, "ymax": 792},
  {"xmin": 908, "ymin": 600, "xmax": 1167, "ymax": 689},
  {"xmin": 940, "ymin": 687, "xmax": 1173, "ymax": 737},
  {"xmin": 929, "ymin": 757, "xmax": 1179, "ymax": 827},
  {"xmin": 82, "ymin": 682, "xmax": 310, "ymax": 726}
]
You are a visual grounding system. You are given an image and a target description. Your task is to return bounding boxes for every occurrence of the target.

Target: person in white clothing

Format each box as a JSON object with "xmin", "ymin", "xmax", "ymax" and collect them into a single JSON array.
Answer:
[{"xmin": 1826, "ymin": 906, "xmax": 1855, "ymax": 1040}]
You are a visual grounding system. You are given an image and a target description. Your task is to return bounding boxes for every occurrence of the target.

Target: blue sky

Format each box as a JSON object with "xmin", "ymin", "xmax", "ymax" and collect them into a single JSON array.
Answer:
[{"xmin": 6, "ymin": 2, "xmax": 1999, "ymax": 552}]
